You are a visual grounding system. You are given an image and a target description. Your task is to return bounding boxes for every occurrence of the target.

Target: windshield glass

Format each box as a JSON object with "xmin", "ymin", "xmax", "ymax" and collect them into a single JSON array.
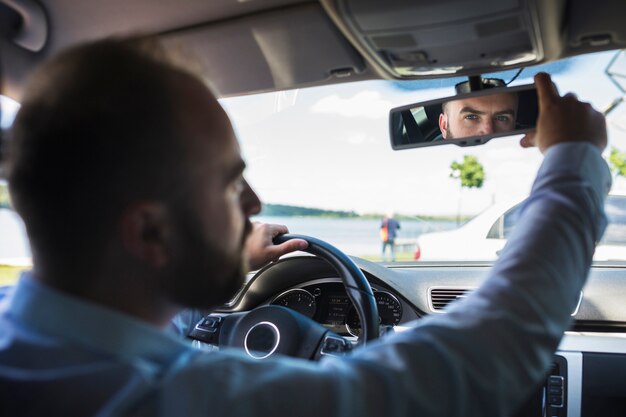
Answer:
[
  {"xmin": 221, "ymin": 49, "xmax": 626, "ymax": 263},
  {"xmin": 1, "ymin": 50, "xmax": 626, "ymax": 281}
]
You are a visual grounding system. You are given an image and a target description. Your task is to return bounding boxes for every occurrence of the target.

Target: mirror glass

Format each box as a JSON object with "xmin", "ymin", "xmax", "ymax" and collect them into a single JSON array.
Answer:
[{"xmin": 390, "ymin": 84, "xmax": 538, "ymax": 149}]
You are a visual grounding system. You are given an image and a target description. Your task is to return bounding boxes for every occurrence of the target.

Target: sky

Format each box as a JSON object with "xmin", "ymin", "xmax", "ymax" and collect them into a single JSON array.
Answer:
[
  {"xmin": 2, "ymin": 50, "xmax": 626, "ymax": 217},
  {"xmin": 221, "ymin": 50, "xmax": 626, "ymax": 216}
]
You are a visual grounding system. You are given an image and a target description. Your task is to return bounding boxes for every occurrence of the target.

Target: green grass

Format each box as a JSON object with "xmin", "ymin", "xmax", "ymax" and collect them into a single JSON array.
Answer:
[
  {"xmin": 0, "ymin": 252, "xmax": 417, "ymax": 284},
  {"xmin": 360, "ymin": 252, "xmax": 415, "ymax": 262},
  {"xmin": 0, "ymin": 266, "xmax": 28, "ymax": 286}
]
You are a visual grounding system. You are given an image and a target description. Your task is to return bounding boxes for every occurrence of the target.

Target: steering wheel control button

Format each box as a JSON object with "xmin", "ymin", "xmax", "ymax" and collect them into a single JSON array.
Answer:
[
  {"xmin": 244, "ymin": 322, "xmax": 280, "ymax": 360},
  {"xmin": 189, "ymin": 315, "xmax": 224, "ymax": 344},
  {"xmin": 320, "ymin": 335, "xmax": 352, "ymax": 356},
  {"xmin": 198, "ymin": 316, "xmax": 221, "ymax": 331}
]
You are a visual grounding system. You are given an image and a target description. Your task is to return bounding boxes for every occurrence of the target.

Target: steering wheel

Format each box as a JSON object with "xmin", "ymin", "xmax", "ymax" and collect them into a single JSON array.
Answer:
[{"xmin": 191, "ymin": 234, "xmax": 379, "ymax": 360}]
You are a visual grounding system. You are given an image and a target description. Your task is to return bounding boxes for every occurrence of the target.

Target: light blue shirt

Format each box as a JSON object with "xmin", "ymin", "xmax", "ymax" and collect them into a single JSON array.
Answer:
[{"xmin": 0, "ymin": 143, "xmax": 611, "ymax": 417}]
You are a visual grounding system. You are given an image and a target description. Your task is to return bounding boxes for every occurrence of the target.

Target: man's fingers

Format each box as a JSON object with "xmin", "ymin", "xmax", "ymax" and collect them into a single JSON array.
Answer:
[
  {"xmin": 269, "ymin": 224, "xmax": 289, "ymax": 237},
  {"xmin": 520, "ymin": 132, "xmax": 536, "ymax": 148},
  {"xmin": 534, "ymin": 72, "xmax": 559, "ymax": 107},
  {"xmin": 266, "ymin": 239, "xmax": 308, "ymax": 259}
]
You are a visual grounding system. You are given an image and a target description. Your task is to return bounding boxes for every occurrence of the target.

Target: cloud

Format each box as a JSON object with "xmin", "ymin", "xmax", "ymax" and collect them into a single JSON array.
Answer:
[{"xmin": 311, "ymin": 91, "xmax": 393, "ymax": 119}]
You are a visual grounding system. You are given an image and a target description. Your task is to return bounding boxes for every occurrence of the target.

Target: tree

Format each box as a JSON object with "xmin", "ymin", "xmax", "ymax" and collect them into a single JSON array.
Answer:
[
  {"xmin": 450, "ymin": 155, "xmax": 485, "ymax": 189},
  {"xmin": 609, "ymin": 146, "xmax": 626, "ymax": 178},
  {"xmin": 450, "ymin": 155, "xmax": 485, "ymax": 225}
]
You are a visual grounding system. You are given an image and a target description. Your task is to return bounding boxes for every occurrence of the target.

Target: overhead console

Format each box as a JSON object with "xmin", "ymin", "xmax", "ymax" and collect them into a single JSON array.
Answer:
[{"xmin": 321, "ymin": 0, "xmax": 563, "ymax": 78}]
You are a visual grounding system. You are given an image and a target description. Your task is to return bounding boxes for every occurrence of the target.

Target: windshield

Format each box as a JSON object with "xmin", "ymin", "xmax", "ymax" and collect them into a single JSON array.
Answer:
[
  {"xmin": 1, "ymin": 50, "xmax": 626, "ymax": 282},
  {"xmin": 222, "ymin": 49, "xmax": 626, "ymax": 263}
]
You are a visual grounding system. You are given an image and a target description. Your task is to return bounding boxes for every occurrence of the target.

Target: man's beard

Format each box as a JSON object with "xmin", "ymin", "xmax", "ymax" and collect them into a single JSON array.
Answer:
[{"xmin": 164, "ymin": 209, "xmax": 253, "ymax": 309}]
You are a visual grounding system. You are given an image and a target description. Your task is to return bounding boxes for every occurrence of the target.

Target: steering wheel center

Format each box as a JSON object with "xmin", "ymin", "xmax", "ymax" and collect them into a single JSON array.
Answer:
[{"xmin": 244, "ymin": 321, "xmax": 281, "ymax": 359}]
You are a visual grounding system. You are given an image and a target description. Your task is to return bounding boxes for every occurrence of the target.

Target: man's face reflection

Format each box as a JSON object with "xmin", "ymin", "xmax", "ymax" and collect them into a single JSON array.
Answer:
[{"xmin": 439, "ymin": 93, "xmax": 518, "ymax": 139}]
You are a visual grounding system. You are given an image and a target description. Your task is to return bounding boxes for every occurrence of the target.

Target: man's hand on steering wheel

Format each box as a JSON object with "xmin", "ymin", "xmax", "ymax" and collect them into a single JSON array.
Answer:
[{"xmin": 245, "ymin": 223, "xmax": 309, "ymax": 270}]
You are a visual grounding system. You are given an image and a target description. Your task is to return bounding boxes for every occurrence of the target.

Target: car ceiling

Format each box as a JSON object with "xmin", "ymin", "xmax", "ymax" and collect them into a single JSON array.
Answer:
[{"xmin": 1, "ymin": 0, "xmax": 626, "ymax": 101}]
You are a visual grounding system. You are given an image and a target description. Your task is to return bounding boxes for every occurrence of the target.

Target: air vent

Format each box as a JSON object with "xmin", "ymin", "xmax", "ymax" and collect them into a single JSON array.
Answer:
[
  {"xmin": 429, "ymin": 288, "xmax": 475, "ymax": 312},
  {"xmin": 429, "ymin": 288, "xmax": 583, "ymax": 315}
]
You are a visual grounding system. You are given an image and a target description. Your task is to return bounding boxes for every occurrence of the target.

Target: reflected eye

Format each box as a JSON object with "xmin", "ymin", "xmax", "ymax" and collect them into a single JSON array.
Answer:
[
  {"xmin": 495, "ymin": 115, "xmax": 512, "ymax": 122},
  {"xmin": 464, "ymin": 114, "xmax": 479, "ymax": 121}
]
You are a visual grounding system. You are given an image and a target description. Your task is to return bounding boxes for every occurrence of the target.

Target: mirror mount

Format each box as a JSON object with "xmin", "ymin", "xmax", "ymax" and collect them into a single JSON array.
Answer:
[
  {"xmin": 455, "ymin": 75, "xmax": 508, "ymax": 94},
  {"xmin": 464, "ymin": 75, "xmax": 484, "ymax": 93}
]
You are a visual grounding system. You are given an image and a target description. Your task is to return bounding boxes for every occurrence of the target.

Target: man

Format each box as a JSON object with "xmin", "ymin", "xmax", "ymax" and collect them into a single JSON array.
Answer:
[
  {"xmin": 0, "ymin": 39, "xmax": 610, "ymax": 416},
  {"xmin": 380, "ymin": 212, "xmax": 400, "ymax": 262},
  {"xmin": 439, "ymin": 91, "xmax": 518, "ymax": 139}
]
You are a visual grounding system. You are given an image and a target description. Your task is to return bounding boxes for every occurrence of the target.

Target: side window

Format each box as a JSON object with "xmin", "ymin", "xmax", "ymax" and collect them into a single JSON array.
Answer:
[
  {"xmin": 1, "ymin": 95, "xmax": 19, "ymax": 129},
  {"xmin": 1, "ymin": 96, "xmax": 19, "ymax": 208},
  {"xmin": 487, "ymin": 204, "xmax": 521, "ymax": 239},
  {"xmin": 487, "ymin": 216, "xmax": 503, "ymax": 239},
  {"xmin": 502, "ymin": 205, "xmax": 521, "ymax": 239},
  {"xmin": 489, "ymin": 197, "xmax": 626, "ymax": 244},
  {"xmin": 601, "ymin": 196, "xmax": 626, "ymax": 246}
]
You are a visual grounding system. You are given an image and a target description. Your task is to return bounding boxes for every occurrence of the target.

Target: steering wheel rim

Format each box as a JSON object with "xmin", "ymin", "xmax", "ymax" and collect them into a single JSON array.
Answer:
[{"xmin": 273, "ymin": 234, "xmax": 379, "ymax": 344}]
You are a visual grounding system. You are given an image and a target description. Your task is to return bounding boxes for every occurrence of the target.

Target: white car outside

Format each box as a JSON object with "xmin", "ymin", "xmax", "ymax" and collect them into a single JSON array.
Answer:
[{"xmin": 415, "ymin": 195, "xmax": 626, "ymax": 262}]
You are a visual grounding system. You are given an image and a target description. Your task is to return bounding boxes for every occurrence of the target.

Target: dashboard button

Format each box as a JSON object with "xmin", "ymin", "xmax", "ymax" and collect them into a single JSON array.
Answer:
[{"xmin": 548, "ymin": 395, "xmax": 563, "ymax": 407}]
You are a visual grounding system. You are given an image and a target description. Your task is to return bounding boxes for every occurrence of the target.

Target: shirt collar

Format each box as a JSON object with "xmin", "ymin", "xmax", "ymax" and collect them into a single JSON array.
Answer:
[{"xmin": 8, "ymin": 272, "xmax": 196, "ymax": 373}]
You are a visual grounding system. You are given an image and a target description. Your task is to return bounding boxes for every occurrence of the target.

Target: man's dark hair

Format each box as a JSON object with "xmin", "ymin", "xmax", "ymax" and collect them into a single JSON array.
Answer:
[{"xmin": 5, "ymin": 38, "xmax": 196, "ymax": 290}]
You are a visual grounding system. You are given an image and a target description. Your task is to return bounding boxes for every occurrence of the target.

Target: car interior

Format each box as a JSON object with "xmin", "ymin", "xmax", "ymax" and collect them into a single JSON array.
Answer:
[{"xmin": 2, "ymin": 1, "xmax": 626, "ymax": 416}]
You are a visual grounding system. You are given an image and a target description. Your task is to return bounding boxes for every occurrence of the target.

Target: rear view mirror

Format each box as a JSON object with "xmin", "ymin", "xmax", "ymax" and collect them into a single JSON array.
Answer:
[{"xmin": 389, "ymin": 84, "xmax": 538, "ymax": 149}]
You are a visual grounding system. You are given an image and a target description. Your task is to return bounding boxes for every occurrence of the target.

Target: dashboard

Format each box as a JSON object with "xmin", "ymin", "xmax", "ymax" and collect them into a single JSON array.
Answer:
[
  {"xmin": 193, "ymin": 255, "xmax": 626, "ymax": 417},
  {"xmin": 267, "ymin": 280, "xmax": 418, "ymax": 337}
]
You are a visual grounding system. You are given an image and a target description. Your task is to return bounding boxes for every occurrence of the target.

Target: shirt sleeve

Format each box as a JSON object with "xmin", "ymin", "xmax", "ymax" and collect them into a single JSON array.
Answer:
[{"xmin": 150, "ymin": 143, "xmax": 612, "ymax": 417}]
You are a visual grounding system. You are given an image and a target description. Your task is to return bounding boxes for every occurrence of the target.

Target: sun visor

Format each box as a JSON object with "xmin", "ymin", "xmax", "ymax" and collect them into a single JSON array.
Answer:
[
  {"xmin": 160, "ymin": 3, "xmax": 370, "ymax": 97},
  {"xmin": 0, "ymin": 0, "xmax": 49, "ymax": 102},
  {"xmin": 322, "ymin": 0, "xmax": 561, "ymax": 79},
  {"xmin": 0, "ymin": 0, "xmax": 48, "ymax": 52}
]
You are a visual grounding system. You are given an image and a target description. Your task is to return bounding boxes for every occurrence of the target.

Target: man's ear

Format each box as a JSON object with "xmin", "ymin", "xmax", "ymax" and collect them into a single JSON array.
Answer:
[
  {"xmin": 438, "ymin": 113, "xmax": 448, "ymax": 139},
  {"xmin": 119, "ymin": 202, "xmax": 172, "ymax": 268}
]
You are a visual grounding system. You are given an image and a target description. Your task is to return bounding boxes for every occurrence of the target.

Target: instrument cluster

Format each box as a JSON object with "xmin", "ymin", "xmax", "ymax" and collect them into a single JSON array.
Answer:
[{"xmin": 270, "ymin": 282, "xmax": 403, "ymax": 336}]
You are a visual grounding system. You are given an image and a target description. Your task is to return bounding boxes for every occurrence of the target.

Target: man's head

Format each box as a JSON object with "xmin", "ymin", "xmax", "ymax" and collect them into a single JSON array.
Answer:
[
  {"xmin": 5, "ymin": 39, "xmax": 261, "ymax": 312},
  {"xmin": 438, "ymin": 92, "xmax": 518, "ymax": 139}
]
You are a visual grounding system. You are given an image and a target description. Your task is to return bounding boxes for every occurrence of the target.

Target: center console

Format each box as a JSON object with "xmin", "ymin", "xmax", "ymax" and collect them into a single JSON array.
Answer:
[
  {"xmin": 513, "ymin": 355, "xmax": 569, "ymax": 417},
  {"xmin": 513, "ymin": 333, "xmax": 626, "ymax": 417}
]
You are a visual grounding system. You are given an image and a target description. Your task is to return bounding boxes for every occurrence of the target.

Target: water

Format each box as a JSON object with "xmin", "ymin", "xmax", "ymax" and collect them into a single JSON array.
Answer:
[
  {"xmin": 252, "ymin": 216, "xmax": 458, "ymax": 257},
  {"xmin": 0, "ymin": 209, "xmax": 458, "ymax": 264}
]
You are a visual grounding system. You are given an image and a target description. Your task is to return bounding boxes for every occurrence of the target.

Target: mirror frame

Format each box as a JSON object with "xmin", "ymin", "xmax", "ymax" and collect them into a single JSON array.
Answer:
[{"xmin": 389, "ymin": 83, "xmax": 537, "ymax": 150}]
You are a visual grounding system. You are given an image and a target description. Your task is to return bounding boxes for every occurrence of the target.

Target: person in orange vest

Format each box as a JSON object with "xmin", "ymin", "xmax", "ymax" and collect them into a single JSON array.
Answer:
[{"xmin": 381, "ymin": 212, "xmax": 400, "ymax": 261}]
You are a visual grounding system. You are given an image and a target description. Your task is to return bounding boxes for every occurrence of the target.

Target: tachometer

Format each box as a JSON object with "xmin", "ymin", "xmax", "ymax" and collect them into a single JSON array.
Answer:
[
  {"xmin": 346, "ymin": 291, "xmax": 402, "ymax": 337},
  {"xmin": 270, "ymin": 289, "xmax": 317, "ymax": 319}
]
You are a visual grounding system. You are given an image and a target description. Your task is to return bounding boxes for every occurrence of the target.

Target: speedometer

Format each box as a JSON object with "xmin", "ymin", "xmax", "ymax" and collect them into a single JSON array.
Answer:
[
  {"xmin": 270, "ymin": 289, "xmax": 317, "ymax": 319},
  {"xmin": 346, "ymin": 291, "xmax": 402, "ymax": 337}
]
